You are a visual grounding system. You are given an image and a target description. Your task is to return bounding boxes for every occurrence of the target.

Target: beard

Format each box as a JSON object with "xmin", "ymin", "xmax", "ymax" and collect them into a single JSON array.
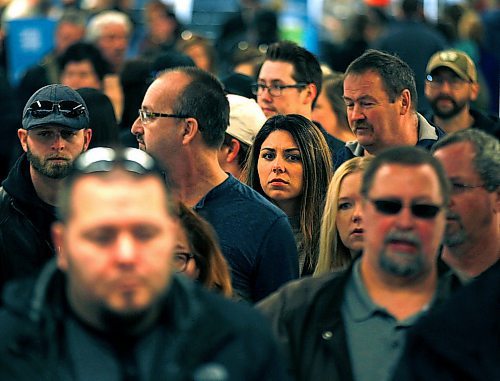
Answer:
[
  {"xmin": 430, "ymin": 95, "xmax": 468, "ymax": 119},
  {"xmin": 443, "ymin": 213, "xmax": 467, "ymax": 247},
  {"xmin": 26, "ymin": 146, "xmax": 79, "ymax": 179},
  {"xmin": 378, "ymin": 231, "xmax": 426, "ymax": 278}
]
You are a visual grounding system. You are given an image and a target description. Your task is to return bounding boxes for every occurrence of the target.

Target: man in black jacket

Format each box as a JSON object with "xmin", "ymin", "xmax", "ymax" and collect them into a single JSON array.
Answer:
[
  {"xmin": 259, "ymin": 146, "xmax": 460, "ymax": 381},
  {"xmin": 0, "ymin": 147, "xmax": 289, "ymax": 380},
  {"xmin": 0, "ymin": 84, "xmax": 91, "ymax": 296}
]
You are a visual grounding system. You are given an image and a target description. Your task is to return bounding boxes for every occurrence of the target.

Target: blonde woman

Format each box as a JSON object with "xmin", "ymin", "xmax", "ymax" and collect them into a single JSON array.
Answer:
[{"xmin": 314, "ymin": 156, "xmax": 372, "ymax": 276}]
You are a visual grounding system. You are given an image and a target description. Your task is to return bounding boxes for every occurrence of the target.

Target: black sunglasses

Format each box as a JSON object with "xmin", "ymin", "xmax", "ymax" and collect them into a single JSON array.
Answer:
[
  {"xmin": 367, "ymin": 198, "xmax": 443, "ymax": 219},
  {"xmin": 73, "ymin": 147, "xmax": 160, "ymax": 176},
  {"xmin": 26, "ymin": 100, "xmax": 86, "ymax": 118}
]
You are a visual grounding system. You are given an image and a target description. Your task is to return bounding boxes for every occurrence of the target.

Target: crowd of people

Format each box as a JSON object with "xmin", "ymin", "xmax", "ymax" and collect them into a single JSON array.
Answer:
[{"xmin": 0, "ymin": 0, "xmax": 498, "ymax": 380}]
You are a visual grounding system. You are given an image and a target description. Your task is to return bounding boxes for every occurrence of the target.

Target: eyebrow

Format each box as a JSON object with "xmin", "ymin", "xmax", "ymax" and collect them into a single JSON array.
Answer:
[
  {"xmin": 260, "ymin": 147, "xmax": 300, "ymax": 152},
  {"xmin": 343, "ymin": 95, "xmax": 377, "ymax": 103}
]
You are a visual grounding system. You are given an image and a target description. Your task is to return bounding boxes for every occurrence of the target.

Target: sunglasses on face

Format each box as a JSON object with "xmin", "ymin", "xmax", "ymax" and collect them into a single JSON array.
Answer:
[
  {"xmin": 26, "ymin": 100, "xmax": 86, "ymax": 118},
  {"xmin": 367, "ymin": 198, "xmax": 443, "ymax": 219}
]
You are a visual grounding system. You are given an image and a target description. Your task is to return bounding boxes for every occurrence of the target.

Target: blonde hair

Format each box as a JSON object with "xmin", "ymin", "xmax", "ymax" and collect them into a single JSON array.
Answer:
[{"xmin": 314, "ymin": 156, "xmax": 372, "ymax": 276}]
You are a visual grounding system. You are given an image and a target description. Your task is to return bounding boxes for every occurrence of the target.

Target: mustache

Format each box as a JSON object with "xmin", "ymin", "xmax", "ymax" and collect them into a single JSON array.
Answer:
[
  {"xmin": 353, "ymin": 120, "xmax": 372, "ymax": 129},
  {"xmin": 434, "ymin": 95, "xmax": 457, "ymax": 104},
  {"xmin": 446, "ymin": 211, "xmax": 460, "ymax": 220},
  {"xmin": 384, "ymin": 230, "xmax": 421, "ymax": 247}
]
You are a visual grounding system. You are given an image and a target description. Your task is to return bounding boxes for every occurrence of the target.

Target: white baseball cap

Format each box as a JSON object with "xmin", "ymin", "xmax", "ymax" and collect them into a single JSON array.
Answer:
[{"xmin": 226, "ymin": 94, "xmax": 266, "ymax": 146}]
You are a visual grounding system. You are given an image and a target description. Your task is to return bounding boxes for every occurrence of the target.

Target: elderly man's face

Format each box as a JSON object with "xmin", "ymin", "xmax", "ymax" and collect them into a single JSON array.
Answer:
[
  {"xmin": 97, "ymin": 23, "xmax": 129, "ymax": 70},
  {"xmin": 52, "ymin": 173, "xmax": 179, "ymax": 331},
  {"xmin": 343, "ymin": 71, "xmax": 405, "ymax": 155},
  {"xmin": 434, "ymin": 141, "xmax": 497, "ymax": 247},
  {"xmin": 362, "ymin": 163, "xmax": 446, "ymax": 280}
]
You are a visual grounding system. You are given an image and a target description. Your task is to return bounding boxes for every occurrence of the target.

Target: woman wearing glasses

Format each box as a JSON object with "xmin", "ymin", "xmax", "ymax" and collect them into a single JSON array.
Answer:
[
  {"xmin": 174, "ymin": 203, "xmax": 233, "ymax": 298},
  {"xmin": 314, "ymin": 157, "xmax": 372, "ymax": 276},
  {"xmin": 242, "ymin": 114, "xmax": 333, "ymax": 276}
]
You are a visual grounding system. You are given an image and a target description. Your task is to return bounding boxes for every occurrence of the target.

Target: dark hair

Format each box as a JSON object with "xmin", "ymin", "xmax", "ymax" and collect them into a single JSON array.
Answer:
[
  {"xmin": 163, "ymin": 66, "xmax": 229, "ymax": 148},
  {"xmin": 178, "ymin": 203, "xmax": 233, "ymax": 297},
  {"xmin": 432, "ymin": 129, "xmax": 500, "ymax": 192},
  {"xmin": 264, "ymin": 41, "xmax": 323, "ymax": 107},
  {"xmin": 361, "ymin": 146, "xmax": 450, "ymax": 205},
  {"xmin": 119, "ymin": 58, "xmax": 153, "ymax": 130},
  {"xmin": 345, "ymin": 49, "xmax": 418, "ymax": 110},
  {"xmin": 59, "ymin": 41, "xmax": 112, "ymax": 83},
  {"xmin": 321, "ymin": 74, "xmax": 350, "ymax": 132},
  {"xmin": 76, "ymin": 88, "xmax": 119, "ymax": 148},
  {"xmin": 242, "ymin": 114, "xmax": 333, "ymax": 273}
]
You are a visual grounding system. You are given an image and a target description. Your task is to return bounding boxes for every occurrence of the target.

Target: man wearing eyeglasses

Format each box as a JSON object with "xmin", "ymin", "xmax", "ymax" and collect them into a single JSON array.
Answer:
[
  {"xmin": 432, "ymin": 129, "xmax": 499, "ymax": 281},
  {"xmin": 0, "ymin": 147, "xmax": 290, "ymax": 380},
  {"xmin": 424, "ymin": 50, "xmax": 500, "ymax": 139},
  {"xmin": 254, "ymin": 40, "xmax": 345, "ymax": 155},
  {"xmin": 0, "ymin": 84, "xmax": 92, "ymax": 298},
  {"xmin": 131, "ymin": 66, "xmax": 299, "ymax": 303},
  {"xmin": 258, "ymin": 146, "xmax": 459, "ymax": 381}
]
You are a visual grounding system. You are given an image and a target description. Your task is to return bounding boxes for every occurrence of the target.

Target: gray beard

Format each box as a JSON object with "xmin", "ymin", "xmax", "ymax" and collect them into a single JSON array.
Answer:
[
  {"xmin": 443, "ymin": 224, "xmax": 467, "ymax": 247},
  {"xmin": 379, "ymin": 248, "xmax": 426, "ymax": 278}
]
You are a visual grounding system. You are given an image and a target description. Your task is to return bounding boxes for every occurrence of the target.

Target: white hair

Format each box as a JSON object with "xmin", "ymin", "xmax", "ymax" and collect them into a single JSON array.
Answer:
[{"xmin": 86, "ymin": 10, "xmax": 132, "ymax": 42}]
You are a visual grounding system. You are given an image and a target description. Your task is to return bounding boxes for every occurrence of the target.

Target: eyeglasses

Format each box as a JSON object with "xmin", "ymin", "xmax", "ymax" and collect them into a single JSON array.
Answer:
[
  {"xmin": 138, "ymin": 109, "xmax": 190, "ymax": 125},
  {"xmin": 426, "ymin": 74, "xmax": 471, "ymax": 90},
  {"xmin": 173, "ymin": 252, "xmax": 195, "ymax": 273},
  {"xmin": 367, "ymin": 198, "xmax": 443, "ymax": 219},
  {"xmin": 25, "ymin": 100, "xmax": 86, "ymax": 118},
  {"xmin": 251, "ymin": 82, "xmax": 308, "ymax": 97},
  {"xmin": 450, "ymin": 181, "xmax": 483, "ymax": 194},
  {"xmin": 73, "ymin": 147, "xmax": 160, "ymax": 175}
]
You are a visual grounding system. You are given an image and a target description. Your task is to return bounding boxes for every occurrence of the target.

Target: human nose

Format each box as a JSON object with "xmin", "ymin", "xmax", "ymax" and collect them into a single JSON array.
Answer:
[
  {"xmin": 352, "ymin": 203, "xmax": 362, "ymax": 223},
  {"xmin": 395, "ymin": 205, "xmax": 416, "ymax": 230},
  {"xmin": 114, "ymin": 233, "xmax": 137, "ymax": 266},
  {"xmin": 131, "ymin": 117, "xmax": 143, "ymax": 135},
  {"xmin": 349, "ymin": 103, "xmax": 365, "ymax": 122},
  {"xmin": 272, "ymin": 156, "xmax": 285, "ymax": 173},
  {"xmin": 51, "ymin": 133, "xmax": 65, "ymax": 151}
]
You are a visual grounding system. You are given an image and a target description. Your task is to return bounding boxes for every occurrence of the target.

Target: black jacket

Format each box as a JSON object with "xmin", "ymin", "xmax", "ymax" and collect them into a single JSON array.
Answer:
[
  {"xmin": 424, "ymin": 108, "xmax": 500, "ymax": 139},
  {"xmin": 258, "ymin": 264, "xmax": 460, "ymax": 381},
  {"xmin": 0, "ymin": 260, "xmax": 290, "ymax": 380},
  {"xmin": 0, "ymin": 154, "xmax": 56, "ymax": 295},
  {"xmin": 393, "ymin": 261, "xmax": 500, "ymax": 381}
]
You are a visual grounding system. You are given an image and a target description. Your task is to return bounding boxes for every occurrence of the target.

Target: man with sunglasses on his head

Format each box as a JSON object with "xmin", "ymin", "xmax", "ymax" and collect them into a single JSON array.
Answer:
[
  {"xmin": 432, "ymin": 129, "xmax": 499, "ymax": 282},
  {"xmin": 0, "ymin": 84, "xmax": 92, "ymax": 298},
  {"xmin": 0, "ymin": 147, "xmax": 289, "ymax": 380},
  {"xmin": 258, "ymin": 146, "xmax": 460, "ymax": 381}
]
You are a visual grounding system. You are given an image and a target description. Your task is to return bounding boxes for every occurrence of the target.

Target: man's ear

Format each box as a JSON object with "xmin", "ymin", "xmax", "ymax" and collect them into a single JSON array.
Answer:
[
  {"xmin": 17, "ymin": 129, "xmax": 28, "ymax": 152},
  {"xmin": 83, "ymin": 128, "xmax": 92, "ymax": 151},
  {"xmin": 470, "ymin": 82, "xmax": 480, "ymax": 102},
  {"xmin": 52, "ymin": 222, "xmax": 68, "ymax": 271},
  {"xmin": 303, "ymin": 83, "xmax": 317, "ymax": 105},
  {"xmin": 400, "ymin": 89, "xmax": 411, "ymax": 115},
  {"xmin": 181, "ymin": 117, "xmax": 199, "ymax": 145},
  {"xmin": 225, "ymin": 138, "xmax": 241, "ymax": 163}
]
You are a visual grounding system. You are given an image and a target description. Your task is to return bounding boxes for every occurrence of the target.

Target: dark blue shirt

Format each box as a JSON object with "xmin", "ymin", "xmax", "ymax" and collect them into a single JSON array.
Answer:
[{"xmin": 194, "ymin": 175, "xmax": 299, "ymax": 303}]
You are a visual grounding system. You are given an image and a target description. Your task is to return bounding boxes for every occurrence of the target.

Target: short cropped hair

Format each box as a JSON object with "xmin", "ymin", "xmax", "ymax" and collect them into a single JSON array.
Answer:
[
  {"xmin": 361, "ymin": 146, "xmax": 450, "ymax": 205},
  {"xmin": 345, "ymin": 49, "xmax": 418, "ymax": 110},
  {"xmin": 264, "ymin": 41, "xmax": 323, "ymax": 107},
  {"xmin": 432, "ymin": 129, "xmax": 500, "ymax": 192},
  {"xmin": 161, "ymin": 66, "xmax": 229, "ymax": 149}
]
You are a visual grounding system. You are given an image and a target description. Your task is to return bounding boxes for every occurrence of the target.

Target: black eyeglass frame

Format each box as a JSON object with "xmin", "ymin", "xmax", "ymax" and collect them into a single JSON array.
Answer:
[
  {"xmin": 366, "ymin": 197, "xmax": 444, "ymax": 219},
  {"xmin": 251, "ymin": 82, "xmax": 308, "ymax": 97},
  {"xmin": 173, "ymin": 252, "xmax": 196, "ymax": 273},
  {"xmin": 138, "ymin": 109, "xmax": 191, "ymax": 124}
]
